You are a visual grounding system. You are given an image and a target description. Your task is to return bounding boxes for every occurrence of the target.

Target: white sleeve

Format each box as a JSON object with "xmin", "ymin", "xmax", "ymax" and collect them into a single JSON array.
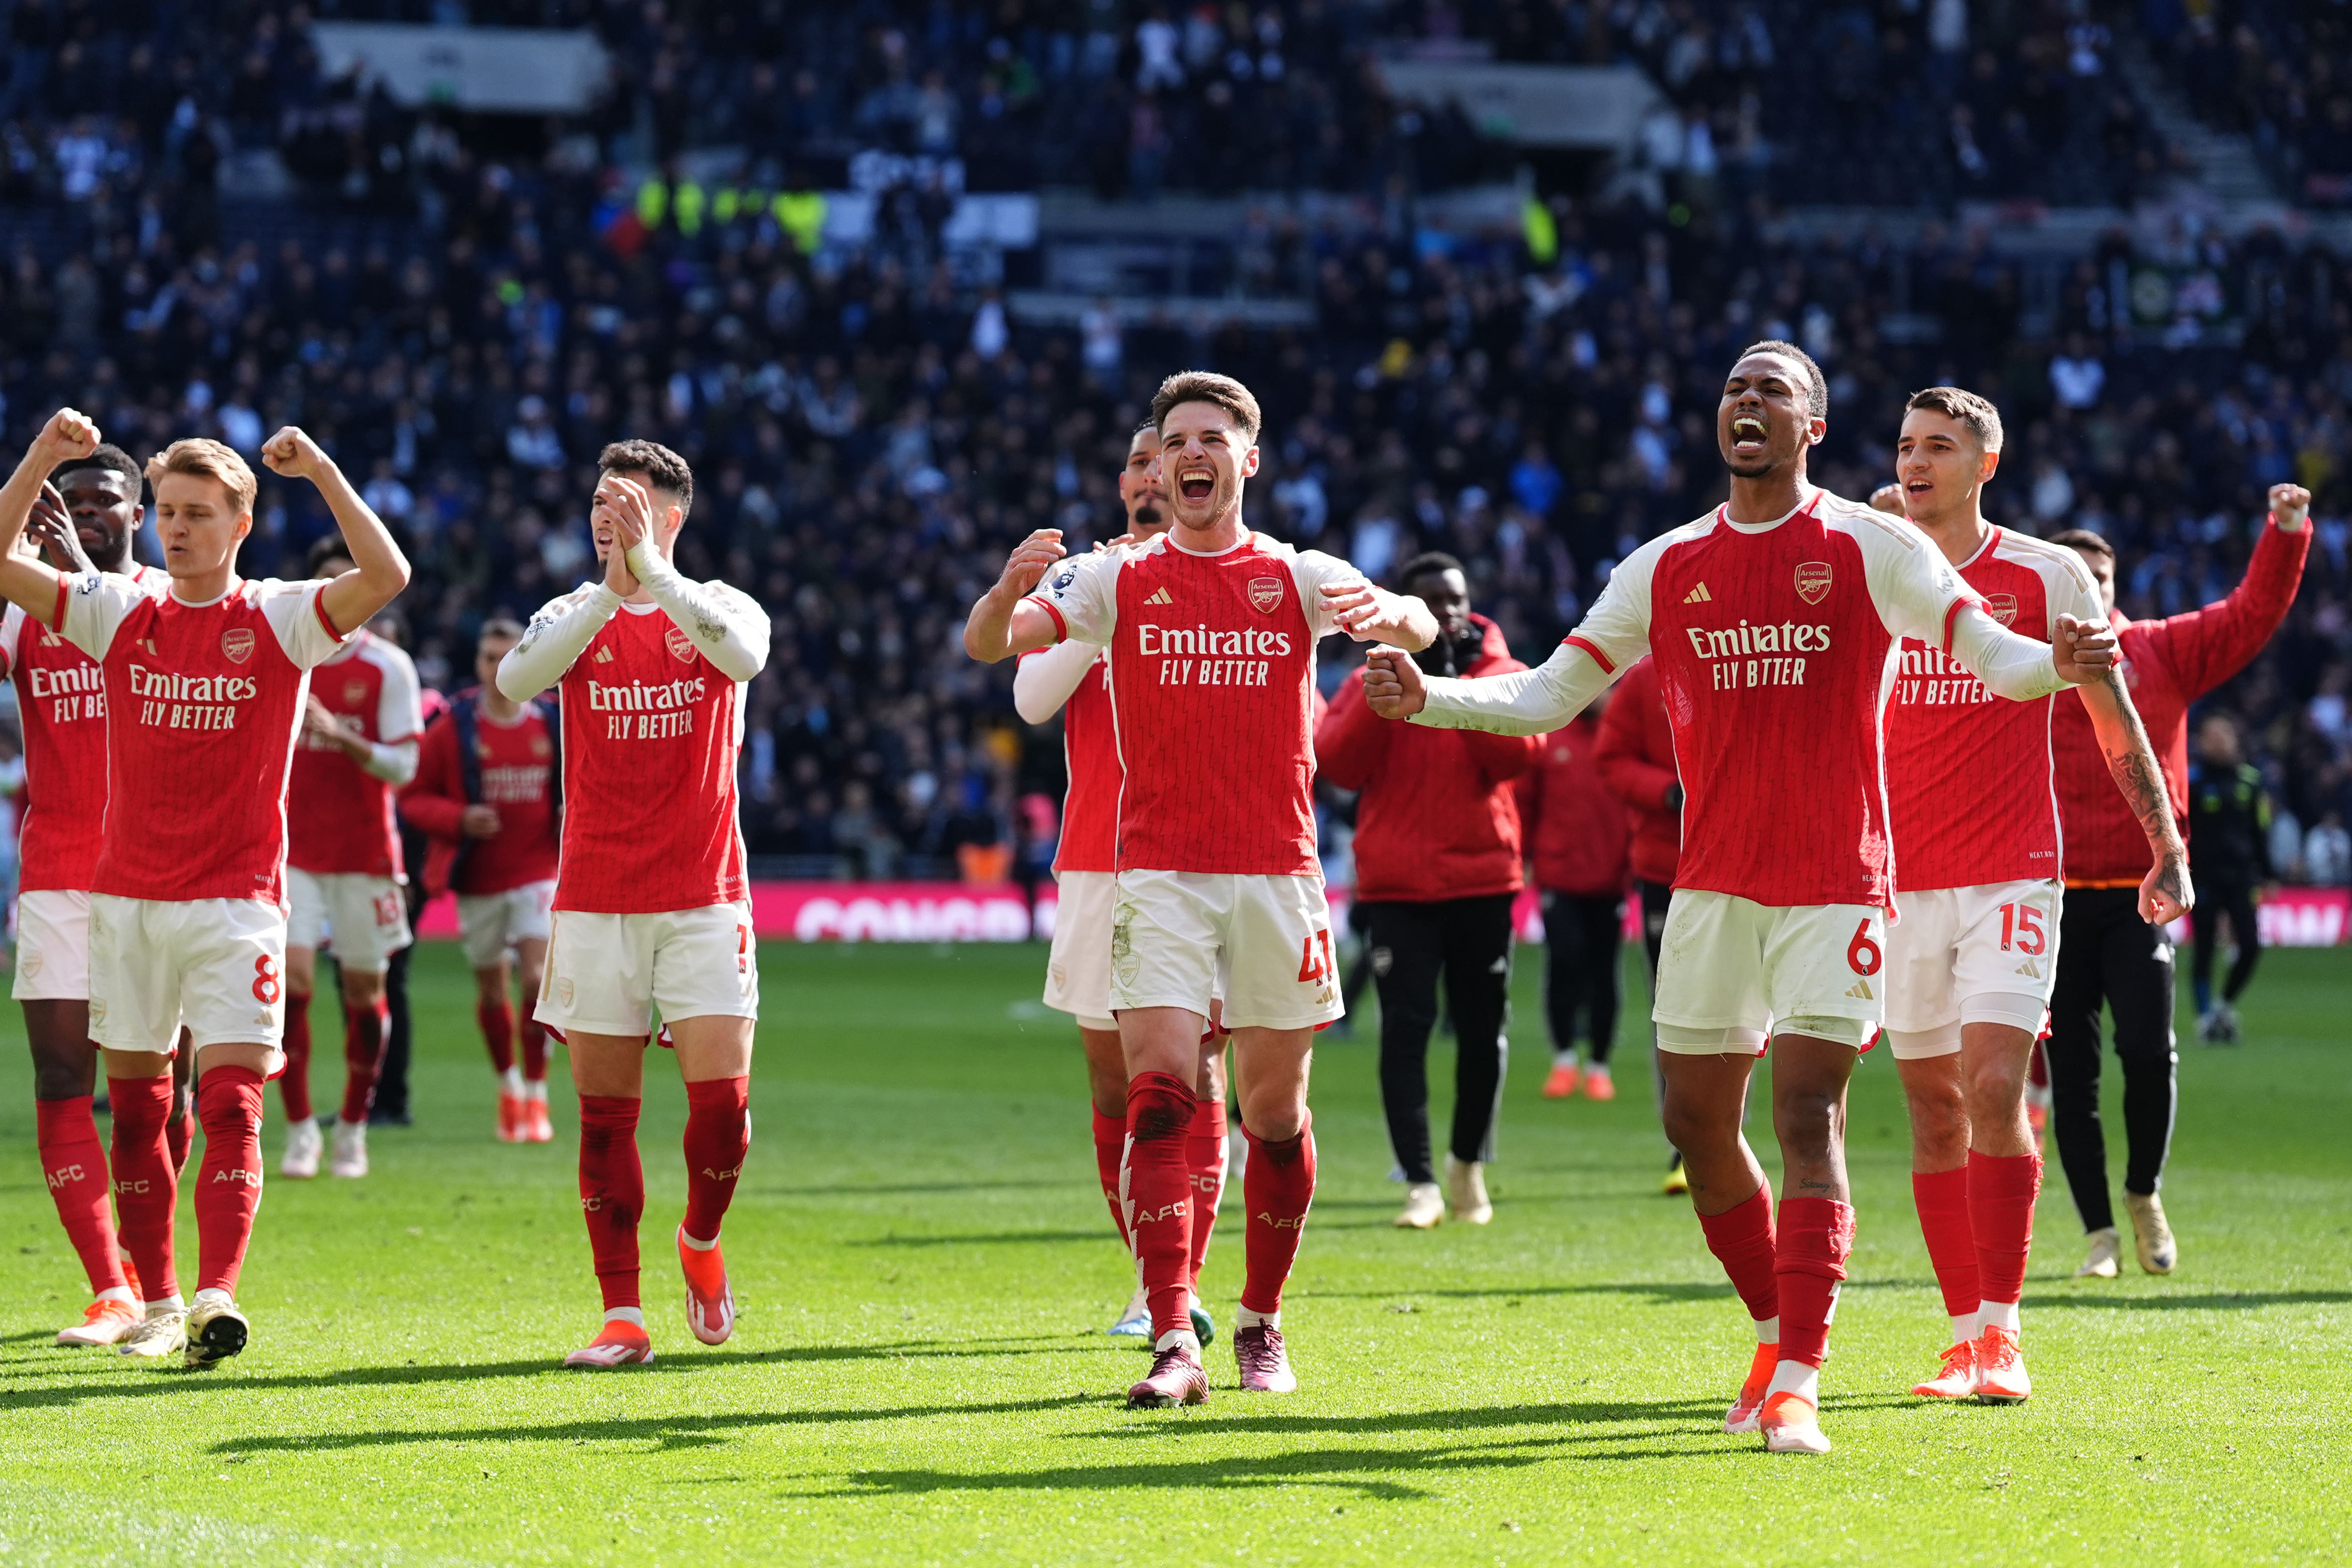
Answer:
[
  {"xmin": 2043, "ymin": 549, "xmax": 2105, "ymax": 638},
  {"xmin": 258, "ymin": 579, "xmax": 353, "ymax": 671},
  {"xmin": 1853, "ymin": 510, "xmax": 1978, "ymax": 648},
  {"xmin": 1409, "ymin": 638, "xmax": 1621, "ymax": 736},
  {"xmin": 1949, "ymin": 605, "xmax": 2068, "ymax": 702},
  {"xmin": 498, "ymin": 584, "xmax": 621, "ymax": 700},
  {"xmin": 1014, "ymin": 639, "xmax": 1104, "ymax": 724},
  {"xmin": 624, "ymin": 541, "xmax": 772, "ymax": 683},
  {"xmin": 373, "ymin": 643, "xmax": 424, "ymax": 743},
  {"xmin": 1026, "ymin": 549, "xmax": 1119, "ymax": 646},
  {"xmin": 0, "ymin": 604, "xmax": 21, "ymax": 681},
  {"xmin": 54, "ymin": 571, "xmax": 147, "ymax": 663},
  {"xmin": 1289, "ymin": 548, "xmax": 1360, "ymax": 639}
]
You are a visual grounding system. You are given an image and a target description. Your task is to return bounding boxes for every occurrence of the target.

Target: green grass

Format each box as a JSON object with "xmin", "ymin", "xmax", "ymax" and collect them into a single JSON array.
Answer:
[{"xmin": 0, "ymin": 938, "xmax": 2347, "ymax": 1566}]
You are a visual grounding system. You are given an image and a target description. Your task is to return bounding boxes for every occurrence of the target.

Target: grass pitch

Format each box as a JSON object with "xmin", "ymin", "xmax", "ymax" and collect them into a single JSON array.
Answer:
[{"xmin": 0, "ymin": 937, "xmax": 2346, "ymax": 1566}]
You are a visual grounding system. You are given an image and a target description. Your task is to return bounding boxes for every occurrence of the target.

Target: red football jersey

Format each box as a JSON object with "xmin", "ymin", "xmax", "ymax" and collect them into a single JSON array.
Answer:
[
  {"xmin": 1553, "ymin": 491, "xmax": 1982, "ymax": 909},
  {"xmin": 288, "ymin": 630, "xmax": 422, "ymax": 878},
  {"xmin": 402, "ymin": 700, "xmax": 561, "ymax": 895},
  {"xmin": 55, "ymin": 574, "xmax": 347, "ymax": 904},
  {"xmin": 1883, "ymin": 528, "xmax": 2102, "ymax": 890},
  {"xmin": 546, "ymin": 597, "xmax": 748, "ymax": 914},
  {"xmin": 0, "ymin": 565, "xmax": 165, "ymax": 892},
  {"xmin": 1048, "ymin": 651, "xmax": 1117, "ymax": 875},
  {"xmin": 1029, "ymin": 530, "xmax": 1355, "ymax": 876}
]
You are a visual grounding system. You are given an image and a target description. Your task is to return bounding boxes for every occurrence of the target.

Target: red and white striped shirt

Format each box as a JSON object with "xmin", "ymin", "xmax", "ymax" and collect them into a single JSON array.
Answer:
[
  {"xmin": 288, "ymin": 630, "xmax": 423, "ymax": 879},
  {"xmin": 0, "ymin": 564, "xmax": 166, "ymax": 892},
  {"xmin": 1882, "ymin": 528, "xmax": 2103, "ymax": 890},
  {"xmin": 54, "ymin": 574, "xmax": 347, "ymax": 904},
  {"xmin": 1027, "ymin": 530, "xmax": 1356, "ymax": 877}
]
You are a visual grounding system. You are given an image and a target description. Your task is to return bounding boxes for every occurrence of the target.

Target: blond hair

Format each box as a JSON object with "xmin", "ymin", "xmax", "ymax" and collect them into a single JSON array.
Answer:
[
  {"xmin": 1905, "ymin": 386, "xmax": 2005, "ymax": 453},
  {"xmin": 1150, "ymin": 371, "xmax": 1263, "ymax": 445},
  {"xmin": 146, "ymin": 439, "xmax": 258, "ymax": 515}
]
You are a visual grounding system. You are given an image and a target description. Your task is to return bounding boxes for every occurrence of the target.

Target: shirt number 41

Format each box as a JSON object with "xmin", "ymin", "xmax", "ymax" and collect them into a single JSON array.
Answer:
[{"xmin": 1296, "ymin": 929, "xmax": 1337, "ymax": 984}]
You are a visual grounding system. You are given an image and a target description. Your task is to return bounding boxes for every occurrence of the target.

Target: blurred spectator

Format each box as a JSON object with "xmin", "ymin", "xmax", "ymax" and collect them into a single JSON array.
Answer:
[
  {"xmin": 2186, "ymin": 713, "xmax": 2273, "ymax": 1045},
  {"xmin": 1515, "ymin": 687, "xmax": 1631, "ymax": 1103}
]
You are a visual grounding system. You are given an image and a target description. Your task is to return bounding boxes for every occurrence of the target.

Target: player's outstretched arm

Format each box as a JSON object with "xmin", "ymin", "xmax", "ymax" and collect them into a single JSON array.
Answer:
[
  {"xmin": 964, "ymin": 528, "xmax": 1069, "ymax": 663},
  {"xmin": 1366, "ymin": 639, "xmax": 1616, "ymax": 736},
  {"xmin": 2077, "ymin": 672, "xmax": 2193, "ymax": 924},
  {"xmin": 0, "ymin": 411, "xmax": 95, "ymax": 620},
  {"xmin": 1013, "ymin": 636, "xmax": 1100, "ymax": 724},
  {"xmin": 1946, "ymin": 604, "xmax": 2116, "ymax": 700},
  {"xmin": 263, "ymin": 427, "xmax": 410, "ymax": 636},
  {"xmin": 498, "ymin": 585, "xmax": 622, "ymax": 701},
  {"xmin": 1319, "ymin": 581, "xmax": 1438, "ymax": 651}
]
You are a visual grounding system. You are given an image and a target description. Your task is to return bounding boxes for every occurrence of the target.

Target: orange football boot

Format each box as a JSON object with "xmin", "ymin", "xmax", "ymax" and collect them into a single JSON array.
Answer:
[
  {"xmin": 1725, "ymin": 1341, "xmax": 1777, "ymax": 1434},
  {"xmin": 1910, "ymin": 1339, "xmax": 1979, "ymax": 1399},
  {"xmin": 1973, "ymin": 1325, "xmax": 2031, "ymax": 1403},
  {"xmin": 1760, "ymin": 1390, "xmax": 1831, "ymax": 1454},
  {"xmin": 1542, "ymin": 1063, "xmax": 1580, "ymax": 1098}
]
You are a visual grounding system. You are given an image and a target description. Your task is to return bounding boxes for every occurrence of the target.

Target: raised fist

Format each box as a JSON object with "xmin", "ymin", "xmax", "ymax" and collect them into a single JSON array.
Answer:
[
  {"xmin": 36, "ymin": 408, "xmax": 99, "ymax": 464},
  {"xmin": 260, "ymin": 426, "xmax": 330, "ymax": 481},
  {"xmin": 2269, "ymin": 483, "xmax": 2312, "ymax": 531}
]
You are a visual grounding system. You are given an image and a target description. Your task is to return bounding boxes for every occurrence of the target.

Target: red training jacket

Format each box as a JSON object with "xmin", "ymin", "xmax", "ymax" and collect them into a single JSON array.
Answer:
[
  {"xmin": 1316, "ymin": 616, "xmax": 1540, "ymax": 903},
  {"xmin": 1593, "ymin": 655, "xmax": 1683, "ymax": 887},
  {"xmin": 2053, "ymin": 516, "xmax": 2309, "ymax": 884},
  {"xmin": 1516, "ymin": 709, "xmax": 1631, "ymax": 896}
]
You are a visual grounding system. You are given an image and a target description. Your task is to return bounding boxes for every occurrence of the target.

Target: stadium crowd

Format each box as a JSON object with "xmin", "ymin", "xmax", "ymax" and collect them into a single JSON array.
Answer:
[{"xmin": 0, "ymin": 0, "xmax": 2346, "ymax": 887}]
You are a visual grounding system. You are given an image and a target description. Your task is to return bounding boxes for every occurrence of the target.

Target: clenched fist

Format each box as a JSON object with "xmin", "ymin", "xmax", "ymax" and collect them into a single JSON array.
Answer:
[
  {"xmin": 2270, "ymin": 483, "xmax": 2312, "ymax": 532},
  {"xmin": 1363, "ymin": 647, "xmax": 1427, "ymax": 719},
  {"xmin": 261, "ymin": 426, "xmax": 333, "ymax": 481},
  {"xmin": 34, "ymin": 407, "xmax": 100, "ymax": 465}
]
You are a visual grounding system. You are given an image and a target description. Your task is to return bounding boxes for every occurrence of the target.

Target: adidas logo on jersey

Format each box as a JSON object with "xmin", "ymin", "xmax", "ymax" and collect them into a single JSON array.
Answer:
[
  {"xmin": 1145, "ymin": 587, "xmax": 1174, "ymax": 606},
  {"xmin": 1845, "ymin": 979, "xmax": 1874, "ymax": 1001},
  {"xmin": 593, "ymin": 646, "xmax": 615, "ymax": 664},
  {"xmin": 1683, "ymin": 583, "xmax": 1713, "ymax": 604}
]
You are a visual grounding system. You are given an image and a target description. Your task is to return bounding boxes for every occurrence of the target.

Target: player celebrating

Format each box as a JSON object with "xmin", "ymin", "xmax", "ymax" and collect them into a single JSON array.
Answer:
[
  {"xmin": 402, "ymin": 617, "xmax": 561, "ymax": 1143},
  {"xmin": 497, "ymin": 441, "xmax": 770, "ymax": 1369},
  {"xmin": 0, "ymin": 412, "xmax": 409, "ymax": 1368},
  {"xmin": 965, "ymin": 371, "xmax": 1437, "ymax": 1407},
  {"xmin": 5, "ymin": 444, "xmax": 173, "ymax": 1346},
  {"xmin": 1014, "ymin": 422, "xmax": 1227, "ymax": 1343},
  {"xmin": 1362, "ymin": 344, "xmax": 2119, "ymax": 1454},
  {"xmin": 1870, "ymin": 388, "xmax": 2188, "ymax": 1406},
  {"xmin": 281, "ymin": 537, "xmax": 423, "ymax": 1180}
]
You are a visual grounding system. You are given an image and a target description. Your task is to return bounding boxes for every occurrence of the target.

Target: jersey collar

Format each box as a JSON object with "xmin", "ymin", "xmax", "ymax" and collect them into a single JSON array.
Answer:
[{"xmin": 1716, "ymin": 488, "xmax": 1821, "ymax": 535}]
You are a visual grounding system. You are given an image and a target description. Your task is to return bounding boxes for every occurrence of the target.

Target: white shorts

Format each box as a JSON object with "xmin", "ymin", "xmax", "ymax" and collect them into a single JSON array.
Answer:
[
  {"xmin": 1044, "ymin": 870, "xmax": 1120, "ymax": 1032},
  {"xmin": 1110, "ymin": 870, "xmax": 1340, "ymax": 1032},
  {"xmin": 1652, "ymin": 889, "xmax": 1886, "ymax": 1055},
  {"xmin": 13, "ymin": 889, "xmax": 90, "ymax": 1002},
  {"xmin": 1883, "ymin": 879, "xmax": 2061, "ymax": 1059},
  {"xmin": 87, "ymin": 893, "xmax": 287, "ymax": 1062},
  {"xmin": 458, "ymin": 880, "xmax": 557, "ymax": 970},
  {"xmin": 535, "ymin": 901, "xmax": 759, "ymax": 1038},
  {"xmin": 287, "ymin": 868, "xmax": 413, "ymax": 974}
]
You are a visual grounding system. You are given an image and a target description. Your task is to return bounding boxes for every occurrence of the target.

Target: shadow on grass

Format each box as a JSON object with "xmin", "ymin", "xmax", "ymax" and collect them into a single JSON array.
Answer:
[
  {"xmin": 794, "ymin": 1180, "xmax": 1073, "ymax": 1198},
  {"xmin": 847, "ymin": 1230, "xmax": 1109, "ymax": 1248},
  {"xmin": 206, "ymin": 1393, "xmax": 1099, "ymax": 1456},
  {"xmin": 0, "ymin": 1332, "xmax": 1105, "ymax": 1410},
  {"xmin": 2019, "ymin": 1289, "xmax": 2352, "ymax": 1312},
  {"xmin": 1295, "ymin": 1276, "xmax": 1941, "ymax": 1306}
]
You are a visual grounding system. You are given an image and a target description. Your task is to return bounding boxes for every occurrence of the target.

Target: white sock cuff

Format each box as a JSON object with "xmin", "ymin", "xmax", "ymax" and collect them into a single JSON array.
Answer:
[
  {"xmin": 1234, "ymin": 1306, "xmax": 1280, "ymax": 1331},
  {"xmin": 96, "ymin": 1286, "xmax": 136, "ymax": 1306},
  {"xmin": 1949, "ymin": 1312, "xmax": 1980, "ymax": 1345},
  {"xmin": 1765, "ymin": 1358, "xmax": 1821, "ymax": 1405},
  {"xmin": 146, "ymin": 1295, "xmax": 186, "ymax": 1315},
  {"xmin": 1154, "ymin": 1329, "xmax": 1202, "ymax": 1355},
  {"xmin": 679, "ymin": 1228, "xmax": 719, "ymax": 1252},
  {"xmin": 1753, "ymin": 1314, "xmax": 1780, "ymax": 1344},
  {"xmin": 604, "ymin": 1306, "xmax": 646, "ymax": 1328},
  {"xmin": 1979, "ymin": 1299, "xmax": 2021, "ymax": 1332}
]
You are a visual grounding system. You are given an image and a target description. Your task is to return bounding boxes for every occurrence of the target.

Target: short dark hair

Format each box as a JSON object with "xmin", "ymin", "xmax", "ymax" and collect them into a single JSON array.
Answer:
[
  {"xmin": 1398, "ymin": 551, "xmax": 1465, "ymax": 592},
  {"xmin": 2047, "ymin": 527, "xmax": 2114, "ymax": 564},
  {"xmin": 598, "ymin": 439, "xmax": 695, "ymax": 518},
  {"xmin": 1738, "ymin": 339, "xmax": 1829, "ymax": 422},
  {"xmin": 1905, "ymin": 386, "xmax": 2005, "ymax": 453},
  {"xmin": 1150, "ymin": 371, "xmax": 1263, "ymax": 445},
  {"xmin": 51, "ymin": 442, "xmax": 143, "ymax": 495},
  {"xmin": 479, "ymin": 615, "xmax": 526, "ymax": 641},
  {"xmin": 306, "ymin": 534, "xmax": 356, "ymax": 578}
]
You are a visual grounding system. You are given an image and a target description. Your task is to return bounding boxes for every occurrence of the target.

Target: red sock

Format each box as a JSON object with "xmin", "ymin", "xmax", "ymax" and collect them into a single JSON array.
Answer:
[
  {"xmin": 519, "ymin": 1016, "xmax": 549, "ymax": 1081},
  {"xmin": 1775, "ymin": 1197, "xmax": 1855, "ymax": 1369},
  {"xmin": 681, "ymin": 1076, "xmax": 750, "ymax": 1242},
  {"xmin": 1696, "ymin": 1179, "xmax": 1779, "ymax": 1327},
  {"xmin": 107, "ymin": 1075, "xmax": 178, "ymax": 1302},
  {"xmin": 281, "ymin": 997, "xmax": 314, "ymax": 1122},
  {"xmin": 167, "ymin": 1100, "xmax": 195, "ymax": 1177},
  {"xmin": 193, "ymin": 1067, "xmax": 266, "ymax": 1297},
  {"xmin": 338, "ymin": 997, "xmax": 389, "ymax": 1124},
  {"xmin": 478, "ymin": 997, "xmax": 515, "ymax": 1075},
  {"xmin": 1185, "ymin": 1096, "xmax": 1226, "ymax": 1288},
  {"xmin": 1969, "ymin": 1149, "xmax": 2042, "ymax": 1311},
  {"xmin": 1124, "ymin": 1072, "xmax": 1196, "ymax": 1340},
  {"xmin": 1911, "ymin": 1166, "xmax": 1979, "ymax": 1328},
  {"xmin": 578, "ymin": 1095, "xmax": 644, "ymax": 1311},
  {"xmin": 1238, "ymin": 1113, "xmax": 1315, "ymax": 1318},
  {"xmin": 1091, "ymin": 1108, "xmax": 1131, "ymax": 1249},
  {"xmin": 36, "ymin": 1096, "xmax": 126, "ymax": 1296}
]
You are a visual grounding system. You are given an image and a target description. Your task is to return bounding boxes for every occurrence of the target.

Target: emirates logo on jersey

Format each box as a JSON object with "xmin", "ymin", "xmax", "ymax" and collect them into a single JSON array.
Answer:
[
  {"xmin": 1248, "ymin": 576, "xmax": 1285, "ymax": 614},
  {"xmin": 1793, "ymin": 561, "xmax": 1833, "ymax": 605},
  {"xmin": 221, "ymin": 628, "xmax": 256, "ymax": 664},
  {"xmin": 665, "ymin": 625, "xmax": 697, "ymax": 663},
  {"xmin": 1987, "ymin": 593, "xmax": 2019, "ymax": 627}
]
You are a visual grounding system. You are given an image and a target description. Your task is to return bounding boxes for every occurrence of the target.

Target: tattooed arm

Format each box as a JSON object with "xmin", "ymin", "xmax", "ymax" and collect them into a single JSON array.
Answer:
[{"xmin": 2077, "ymin": 670, "xmax": 2193, "ymax": 924}]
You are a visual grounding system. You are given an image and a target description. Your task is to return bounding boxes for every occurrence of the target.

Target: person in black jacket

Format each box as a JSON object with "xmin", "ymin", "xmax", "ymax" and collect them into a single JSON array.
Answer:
[{"xmin": 2187, "ymin": 713, "xmax": 2272, "ymax": 1045}]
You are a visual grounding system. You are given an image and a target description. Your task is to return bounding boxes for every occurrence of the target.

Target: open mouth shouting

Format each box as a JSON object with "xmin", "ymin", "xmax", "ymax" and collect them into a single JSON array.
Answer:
[
  {"xmin": 1175, "ymin": 465, "xmax": 1217, "ymax": 505},
  {"xmin": 1729, "ymin": 415, "xmax": 1767, "ymax": 457}
]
